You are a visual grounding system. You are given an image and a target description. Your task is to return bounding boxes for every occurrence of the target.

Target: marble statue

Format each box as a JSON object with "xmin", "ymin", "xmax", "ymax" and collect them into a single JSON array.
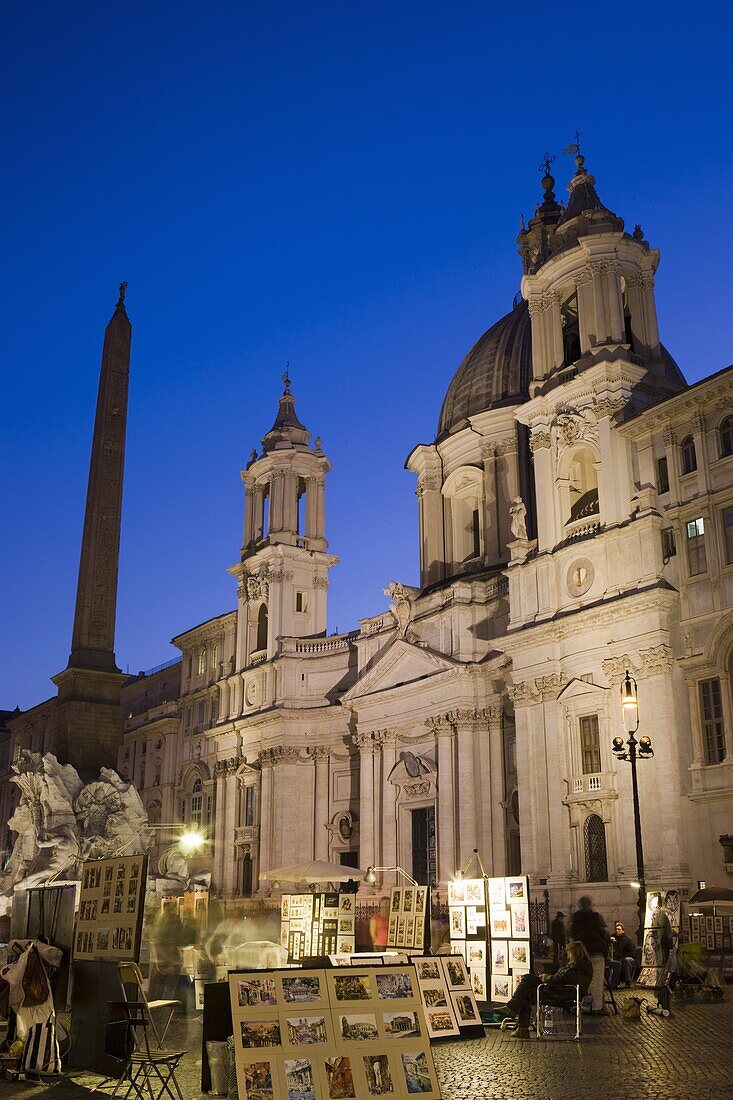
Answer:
[{"xmin": 509, "ymin": 496, "xmax": 528, "ymax": 540}]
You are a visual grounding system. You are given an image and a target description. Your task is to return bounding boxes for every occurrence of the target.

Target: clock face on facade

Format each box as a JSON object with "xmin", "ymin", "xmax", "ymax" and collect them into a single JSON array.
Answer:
[{"xmin": 566, "ymin": 557, "xmax": 594, "ymax": 597}]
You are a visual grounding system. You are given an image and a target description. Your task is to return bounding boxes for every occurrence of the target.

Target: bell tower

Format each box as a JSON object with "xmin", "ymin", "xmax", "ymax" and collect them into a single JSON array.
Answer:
[{"xmin": 230, "ymin": 374, "xmax": 338, "ymax": 668}]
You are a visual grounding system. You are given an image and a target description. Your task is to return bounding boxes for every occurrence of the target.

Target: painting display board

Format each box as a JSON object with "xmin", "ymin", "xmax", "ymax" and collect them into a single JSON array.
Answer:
[
  {"xmin": 636, "ymin": 888, "xmax": 681, "ymax": 988},
  {"xmin": 281, "ymin": 893, "xmax": 356, "ymax": 962},
  {"xmin": 229, "ymin": 965, "xmax": 441, "ymax": 1099},
  {"xmin": 447, "ymin": 878, "xmax": 489, "ymax": 1003},
  {"xmin": 73, "ymin": 855, "xmax": 148, "ymax": 961},
  {"xmin": 386, "ymin": 886, "xmax": 429, "ymax": 952},
  {"xmin": 413, "ymin": 955, "xmax": 481, "ymax": 1040}
]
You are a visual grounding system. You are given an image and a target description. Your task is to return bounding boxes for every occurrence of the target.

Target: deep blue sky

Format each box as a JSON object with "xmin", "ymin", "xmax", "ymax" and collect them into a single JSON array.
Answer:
[{"xmin": 3, "ymin": 2, "xmax": 732, "ymax": 709}]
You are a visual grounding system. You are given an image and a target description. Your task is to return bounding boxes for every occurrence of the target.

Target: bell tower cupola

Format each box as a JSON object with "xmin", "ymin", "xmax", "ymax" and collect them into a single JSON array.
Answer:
[{"xmin": 229, "ymin": 372, "xmax": 338, "ymax": 669}]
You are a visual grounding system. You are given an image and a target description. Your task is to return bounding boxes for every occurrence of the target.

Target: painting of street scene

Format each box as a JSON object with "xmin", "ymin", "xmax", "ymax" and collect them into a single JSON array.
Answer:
[
  {"xmin": 375, "ymin": 972, "xmax": 414, "ymax": 999},
  {"xmin": 286, "ymin": 1016, "xmax": 328, "ymax": 1045},
  {"xmin": 241, "ymin": 1061, "xmax": 274, "ymax": 1100},
  {"xmin": 240, "ymin": 1020, "xmax": 281, "ymax": 1049}
]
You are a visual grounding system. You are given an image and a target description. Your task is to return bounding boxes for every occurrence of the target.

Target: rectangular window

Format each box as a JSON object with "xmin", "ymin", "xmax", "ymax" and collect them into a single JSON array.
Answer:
[
  {"xmin": 579, "ymin": 715, "xmax": 602, "ymax": 775},
  {"xmin": 205, "ymin": 796, "xmax": 213, "ymax": 827},
  {"xmin": 661, "ymin": 528, "xmax": 676, "ymax": 560},
  {"xmin": 472, "ymin": 509, "xmax": 481, "ymax": 558},
  {"xmin": 245, "ymin": 786, "xmax": 255, "ymax": 827},
  {"xmin": 723, "ymin": 506, "xmax": 733, "ymax": 565},
  {"xmin": 656, "ymin": 456, "xmax": 670, "ymax": 494},
  {"xmin": 196, "ymin": 700, "xmax": 205, "ymax": 726},
  {"xmin": 191, "ymin": 793, "xmax": 202, "ymax": 827},
  {"xmin": 210, "ymin": 696, "xmax": 218, "ymax": 725},
  {"xmin": 184, "ymin": 707, "xmax": 192, "ymax": 734},
  {"xmin": 699, "ymin": 679, "xmax": 726, "ymax": 764},
  {"xmin": 295, "ymin": 591, "xmax": 308, "ymax": 613},
  {"xmin": 686, "ymin": 517, "xmax": 707, "ymax": 575}
]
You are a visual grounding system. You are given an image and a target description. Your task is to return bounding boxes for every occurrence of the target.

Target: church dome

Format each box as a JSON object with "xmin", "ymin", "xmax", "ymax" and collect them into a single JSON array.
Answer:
[{"xmin": 438, "ymin": 300, "xmax": 531, "ymax": 436}]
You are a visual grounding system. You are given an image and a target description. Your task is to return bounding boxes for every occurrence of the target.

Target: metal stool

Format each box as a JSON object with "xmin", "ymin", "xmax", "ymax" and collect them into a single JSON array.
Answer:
[{"xmin": 536, "ymin": 983, "xmax": 581, "ymax": 1040}]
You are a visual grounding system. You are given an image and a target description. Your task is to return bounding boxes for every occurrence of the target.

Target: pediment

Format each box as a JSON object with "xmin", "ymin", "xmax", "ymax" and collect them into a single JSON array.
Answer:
[
  {"xmin": 342, "ymin": 639, "xmax": 459, "ymax": 702},
  {"xmin": 557, "ymin": 677, "xmax": 610, "ymax": 701}
]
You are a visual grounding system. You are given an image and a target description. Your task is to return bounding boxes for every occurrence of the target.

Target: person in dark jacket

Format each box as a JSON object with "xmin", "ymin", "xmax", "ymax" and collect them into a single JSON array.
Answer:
[
  {"xmin": 502, "ymin": 941, "xmax": 593, "ymax": 1038},
  {"xmin": 607, "ymin": 922, "xmax": 636, "ymax": 988},
  {"xmin": 550, "ymin": 911, "xmax": 566, "ymax": 965},
  {"xmin": 569, "ymin": 896, "xmax": 609, "ymax": 1012}
]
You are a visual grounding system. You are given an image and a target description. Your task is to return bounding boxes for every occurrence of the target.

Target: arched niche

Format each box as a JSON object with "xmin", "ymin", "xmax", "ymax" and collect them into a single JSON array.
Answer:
[{"xmin": 442, "ymin": 466, "xmax": 484, "ymax": 565}]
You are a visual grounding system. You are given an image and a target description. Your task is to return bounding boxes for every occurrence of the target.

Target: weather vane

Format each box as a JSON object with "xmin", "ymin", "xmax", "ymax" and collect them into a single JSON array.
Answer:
[
  {"xmin": 563, "ymin": 130, "xmax": 582, "ymax": 156},
  {"xmin": 538, "ymin": 152, "xmax": 556, "ymax": 177},
  {"xmin": 282, "ymin": 362, "xmax": 291, "ymax": 393}
]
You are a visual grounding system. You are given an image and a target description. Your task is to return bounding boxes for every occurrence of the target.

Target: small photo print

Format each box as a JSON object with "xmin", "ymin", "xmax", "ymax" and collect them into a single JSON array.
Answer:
[
  {"xmin": 490, "ymin": 973, "xmax": 511, "ymax": 1003},
  {"xmin": 449, "ymin": 907, "xmax": 466, "ymax": 938},
  {"xmin": 96, "ymin": 928, "xmax": 110, "ymax": 951},
  {"xmin": 714, "ymin": 916, "xmax": 724, "ymax": 934},
  {"xmin": 426, "ymin": 1009, "xmax": 457, "ymax": 1035},
  {"xmin": 452, "ymin": 991, "xmax": 479, "ymax": 1023},
  {"xmin": 422, "ymin": 986, "xmax": 448, "ymax": 1009},
  {"xmin": 238, "ymin": 977, "xmax": 277, "ymax": 1007},
  {"xmin": 466, "ymin": 905, "xmax": 486, "ymax": 932},
  {"xmin": 450, "ymin": 938, "xmax": 466, "ymax": 961},
  {"xmin": 116, "ymin": 864, "xmax": 125, "ymax": 880},
  {"xmin": 338, "ymin": 916, "xmax": 355, "ymax": 935},
  {"xmin": 397, "ymin": 918, "xmax": 407, "ymax": 947},
  {"xmin": 105, "ymin": 866, "xmax": 114, "ymax": 882},
  {"xmin": 505, "ymin": 876, "xmax": 527, "ymax": 902},
  {"xmin": 509, "ymin": 941, "xmax": 530, "ymax": 969},
  {"xmin": 338, "ymin": 894, "xmax": 354, "ymax": 914},
  {"xmin": 242, "ymin": 1061, "xmax": 275, "ymax": 1100},
  {"xmin": 388, "ymin": 916, "xmax": 398, "ymax": 943},
  {"xmin": 334, "ymin": 974, "xmax": 373, "ymax": 1002},
  {"xmin": 401, "ymin": 1050, "xmax": 433, "ymax": 1095},
  {"xmin": 338, "ymin": 1014, "xmax": 378, "ymax": 1041},
  {"xmin": 466, "ymin": 942, "xmax": 486, "ymax": 968},
  {"xmin": 383, "ymin": 1011, "xmax": 421, "ymax": 1038},
  {"xmin": 464, "ymin": 879, "xmax": 484, "ymax": 905},
  {"xmin": 404, "ymin": 916, "xmax": 415, "ymax": 945},
  {"xmin": 471, "ymin": 968, "xmax": 487, "ymax": 1001},
  {"xmin": 240, "ymin": 1019, "xmax": 281, "ymax": 1049},
  {"xmin": 281, "ymin": 896, "xmax": 290, "ymax": 920},
  {"xmin": 281, "ymin": 975, "xmax": 322, "ymax": 1004},
  {"xmin": 375, "ymin": 971, "xmax": 414, "ymax": 1000},
  {"xmin": 363, "ymin": 1053, "xmax": 395, "ymax": 1095},
  {"xmin": 284, "ymin": 1058, "xmax": 314, "ymax": 1100},
  {"xmin": 636, "ymin": 966, "xmax": 664, "ymax": 988},
  {"xmin": 488, "ymin": 878, "xmax": 506, "ymax": 910},
  {"xmin": 285, "ymin": 1016, "xmax": 328, "ymax": 1045},
  {"xmin": 325, "ymin": 1055, "xmax": 356, "ymax": 1099},
  {"xmin": 338, "ymin": 939, "xmax": 355, "ymax": 955},
  {"xmin": 402, "ymin": 888, "xmax": 414, "ymax": 915},
  {"xmin": 416, "ymin": 959, "xmax": 441, "ymax": 981},
  {"xmin": 443, "ymin": 956, "xmax": 470, "ymax": 989},
  {"xmin": 414, "ymin": 887, "xmax": 427, "ymax": 914},
  {"xmin": 511, "ymin": 903, "xmax": 529, "ymax": 938},
  {"xmin": 490, "ymin": 910, "xmax": 511, "ymax": 938},
  {"xmin": 491, "ymin": 940, "xmax": 508, "ymax": 975},
  {"xmin": 101, "ymin": 899, "xmax": 110, "ymax": 915},
  {"xmin": 126, "ymin": 896, "xmax": 136, "ymax": 913},
  {"xmin": 448, "ymin": 881, "xmax": 466, "ymax": 906},
  {"xmin": 414, "ymin": 916, "xmax": 425, "ymax": 947},
  {"xmin": 390, "ymin": 888, "xmax": 401, "ymax": 914}
]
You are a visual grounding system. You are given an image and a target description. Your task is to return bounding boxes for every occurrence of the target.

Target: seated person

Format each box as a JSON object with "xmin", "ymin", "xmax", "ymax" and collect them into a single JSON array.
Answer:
[
  {"xmin": 607, "ymin": 922, "xmax": 637, "ymax": 988},
  {"xmin": 502, "ymin": 940, "xmax": 593, "ymax": 1039}
]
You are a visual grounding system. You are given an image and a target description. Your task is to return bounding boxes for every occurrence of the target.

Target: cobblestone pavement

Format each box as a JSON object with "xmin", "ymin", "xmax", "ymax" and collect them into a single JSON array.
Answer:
[{"xmin": 1, "ymin": 991, "xmax": 732, "ymax": 1099}]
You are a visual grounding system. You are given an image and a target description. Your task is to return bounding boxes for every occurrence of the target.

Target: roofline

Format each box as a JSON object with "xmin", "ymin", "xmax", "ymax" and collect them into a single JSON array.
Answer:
[
  {"xmin": 619, "ymin": 361, "xmax": 733, "ymax": 431},
  {"xmin": 171, "ymin": 608, "xmax": 237, "ymax": 646}
]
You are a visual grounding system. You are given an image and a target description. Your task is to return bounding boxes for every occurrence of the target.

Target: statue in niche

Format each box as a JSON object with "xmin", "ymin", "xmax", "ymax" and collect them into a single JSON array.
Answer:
[{"xmin": 509, "ymin": 496, "xmax": 528, "ymax": 540}]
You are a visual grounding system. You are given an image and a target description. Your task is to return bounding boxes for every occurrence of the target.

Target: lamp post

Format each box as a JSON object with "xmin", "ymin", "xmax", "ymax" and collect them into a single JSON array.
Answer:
[{"xmin": 612, "ymin": 670, "xmax": 654, "ymax": 946}]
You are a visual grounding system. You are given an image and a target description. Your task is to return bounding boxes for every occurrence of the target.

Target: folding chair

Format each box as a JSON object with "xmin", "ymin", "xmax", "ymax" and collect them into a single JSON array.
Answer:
[
  {"xmin": 105, "ymin": 1001, "xmax": 186, "ymax": 1100},
  {"xmin": 118, "ymin": 961, "xmax": 180, "ymax": 1048},
  {"xmin": 536, "ymin": 983, "xmax": 582, "ymax": 1040},
  {"xmin": 604, "ymin": 975, "xmax": 618, "ymax": 1015}
]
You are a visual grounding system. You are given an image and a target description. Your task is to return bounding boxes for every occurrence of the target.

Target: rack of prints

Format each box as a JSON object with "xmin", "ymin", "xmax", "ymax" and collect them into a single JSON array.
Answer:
[
  {"xmin": 486, "ymin": 876, "xmax": 530, "ymax": 1004},
  {"xmin": 386, "ymin": 886, "xmax": 428, "ymax": 952},
  {"xmin": 687, "ymin": 912, "xmax": 733, "ymax": 951},
  {"xmin": 636, "ymin": 888, "xmax": 681, "ymax": 988},
  {"xmin": 446, "ymin": 878, "xmax": 489, "ymax": 1002},
  {"xmin": 413, "ymin": 955, "xmax": 481, "ymax": 1039},
  {"xmin": 282, "ymin": 893, "xmax": 356, "ymax": 962},
  {"xmin": 73, "ymin": 855, "xmax": 148, "ymax": 960},
  {"xmin": 229, "ymin": 966, "xmax": 441, "ymax": 1099}
]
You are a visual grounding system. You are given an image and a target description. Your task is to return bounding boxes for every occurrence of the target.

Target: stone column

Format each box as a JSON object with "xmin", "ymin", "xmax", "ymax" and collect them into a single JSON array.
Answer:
[
  {"xmin": 417, "ymin": 474, "xmax": 445, "ymax": 586},
  {"xmin": 355, "ymin": 733, "xmax": 375, "ymax": 872},
  {"xmin": 305, "ymin": 476, "xmax": 318, "ymax": 539},
  {"xmin": 213, "ymin": 763, "xmax": 227, "ymax": 894},
  {"xmin": 258, "ymin": 749, "xmax": 274, "ymax": 885},
  {"xmin": 375, "ymin": 730, "xmax": 397, "ymax": 875},
  {"xmin": 455, "ymin": 712, "xmax": 478, "ymax": 859},
  {"xmin": 528, "ymin": 299, "xmax": 546, "ymax": 381},
  {"xmin": 480, "ymin": 445, "xmax": 500, "ymax": 566},
  {"xmin": 251, "ymin": 486, "xmax": 264, "ymax": 540},
  {"xmin": 576, "ymin": 269, "xmax": 594, "ymax": 353},
  {"xmin": 242, "ymin": 474, "xmax": 255, "ymax": 546},
  {"xmin": 433, "ymin": 717, "xmax": 456, "ymax": 885},
  {"xmin": 314, "ymin": 475, "xmax": 326, "ymax": 541},
  {"xmin": 269, "ymin": 470, "xmax": 285, "ymax": 533},
  {"xmin": 222, "ymin": 763, "xmax": 239, "ymax": 896},
  {"xmin": 605, "ymin": 265, "xmax": 625, "ymax": 343},
  {"xmin": 487, "ymin": 707, "xmax": 507, "ymax": 874},
  {"xmin": 546, "ymin": 295, "xmax": 564, "ymax": 372},
  {"xmin": 529, "ymin": 431, "xmax": 554, "ymax": 551},
  {"xmin": 312, "ymin": 746, "xmax": 330, "ymax": 861},
  {"xmin": 591, "ymin": 263, "xmax": 610, "ymax": 344}
]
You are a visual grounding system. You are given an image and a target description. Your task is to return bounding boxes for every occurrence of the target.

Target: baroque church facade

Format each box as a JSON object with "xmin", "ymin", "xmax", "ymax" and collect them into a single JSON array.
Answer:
[{"xmin": 8, "ymin": 156, "xmax": 733, "ymax": 924}]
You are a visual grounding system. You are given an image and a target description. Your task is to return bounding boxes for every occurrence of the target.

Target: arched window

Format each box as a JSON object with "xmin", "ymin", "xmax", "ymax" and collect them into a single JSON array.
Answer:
[
  {"xmin": 211, "ymin": 643, "xmax": 218, "ymax": 669},
  {"xmin": 720, "ymin": 416, "xmax": 733, "ymax": 459},
  {"xmin": 256, "ymin": 604, "xmax": 268, "ymax": 653},
  {"xmin": 561, "ymin": 292, "xmax": 581, "ymax": 367},
  {"xmin": 191, "ymin": 777, "xmax": 203, "ymax": 827},
  {"xmin": 563, "ymin": 447, "xmax": 599, "ymax": 526},
  {"xmin": 681, "ymin": 435, "xmax": 697, "ymax": 475},
  {"xmin": 442, "ymin": 467, "xmax": 484, "ymax": 566},
  {"xmin": 197, "ymin": 648, "xmax": 207, "ymax": 675},
  {"xmin": 584, "ymin": 814, "xmax": 608, "ymax": 882}
]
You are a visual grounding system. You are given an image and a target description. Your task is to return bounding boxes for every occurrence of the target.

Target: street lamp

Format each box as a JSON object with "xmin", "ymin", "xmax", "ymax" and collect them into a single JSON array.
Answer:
[
  {"xmin": 363, "ymin": 865, "xmax": 418, "ymax": 887},
  {"xmin": 612, "ymin": 670, "xmax": 654, "ymax": 945}
]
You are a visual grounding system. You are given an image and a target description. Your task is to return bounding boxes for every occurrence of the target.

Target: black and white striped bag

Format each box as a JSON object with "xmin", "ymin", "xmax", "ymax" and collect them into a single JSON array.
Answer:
[{"xmin": 20, "ymin": 1014, "xmax": 61, "ymax": 1076}]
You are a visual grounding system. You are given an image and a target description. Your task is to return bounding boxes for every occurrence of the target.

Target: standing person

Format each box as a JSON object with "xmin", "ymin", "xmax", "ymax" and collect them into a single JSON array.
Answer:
[
  {"xmin": 607, "ymin": 922, "xmax": 636, "ymax": 988},
  {"xmin": 569, "ymin": 896, "xmax": 608, "ymax": 1013},
  {"xmin": 369, "ymin": 897, "xmax": 390, "ymax": 950},
  {"xmin": 550, "ymin": 911, "xmax": 566, "ymax": 966}
]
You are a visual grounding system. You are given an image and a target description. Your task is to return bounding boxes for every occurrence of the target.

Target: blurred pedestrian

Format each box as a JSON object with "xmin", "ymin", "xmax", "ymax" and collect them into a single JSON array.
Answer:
[
  {"xmin": 569, "ymin": 896, "xmax": 608, "ymax": 1013},
  {"xmin": 550, "ymin": 911, "xmax": 566, "ymax": 965},
  {"xmin": 369, "ymin": 897, "xmax": 390, "ymax": 950}
]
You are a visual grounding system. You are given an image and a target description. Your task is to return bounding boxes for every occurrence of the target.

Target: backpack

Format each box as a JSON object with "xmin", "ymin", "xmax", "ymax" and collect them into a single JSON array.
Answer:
[{"xmin": 620, "ymin": 996, "xmax": 643, "ymax": 1020}]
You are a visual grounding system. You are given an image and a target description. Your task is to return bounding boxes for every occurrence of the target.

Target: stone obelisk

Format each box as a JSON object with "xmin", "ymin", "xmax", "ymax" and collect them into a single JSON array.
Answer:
[{"xmin": 51, "ymin": 284, "xmax": 132, "ymax": 774}]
